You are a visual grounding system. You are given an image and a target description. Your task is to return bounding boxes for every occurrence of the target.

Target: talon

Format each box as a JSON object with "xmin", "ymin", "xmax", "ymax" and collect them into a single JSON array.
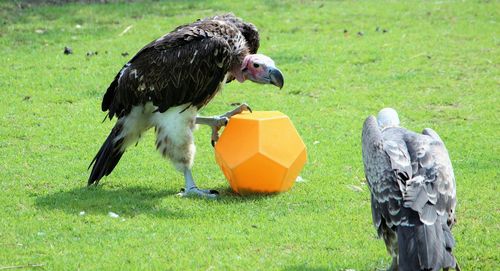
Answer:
[
  {"xmin": 242, "ymin": 103, "xmax": 252, "ymax": 113},
  {"xmin": 223, "ymin": 103, "xmax": 253, "ymax": 118},
  {"xmin": 178, "ymin": 187, "xmax": 219, "ymax": 198},
  {"xmin": 211, "ymin": 126, "xmax": 220, "ymax": 146},
  {"xmin": 196, "ymin": 103, "xmax": 252, "ymax": 147}
]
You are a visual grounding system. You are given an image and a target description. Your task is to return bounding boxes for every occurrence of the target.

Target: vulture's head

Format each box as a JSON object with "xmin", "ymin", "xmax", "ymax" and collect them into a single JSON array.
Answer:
[
  {"xmin": 234, "ymin": 54, "xmax": 284, "ymax": 89},
  {"xmin": 377, "ymin": 108, "xmax": 400, "ymax": 129}
]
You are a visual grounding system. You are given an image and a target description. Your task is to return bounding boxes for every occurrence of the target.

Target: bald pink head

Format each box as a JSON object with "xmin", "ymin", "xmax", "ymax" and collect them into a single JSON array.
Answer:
[{"xmin": 234, "ymin": 54, "xmax": 284, "ymax": 89}]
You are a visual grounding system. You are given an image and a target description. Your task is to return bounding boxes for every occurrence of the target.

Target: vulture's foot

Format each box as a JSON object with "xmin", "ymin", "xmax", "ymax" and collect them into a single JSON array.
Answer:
[
  {"xmin": 196, "ymin": 103, "xmax": 252, "ymax": 146},
  {"xmin": 179, "ymin": 169, "xmax": 219, "ymax": 198},
  {"xmin": 177, "ymin": 187, "xmax": 219, "ymax": 198},
  {"xmin": 221, "ymin": 103, "xmax": 252, "ymax": 118}
]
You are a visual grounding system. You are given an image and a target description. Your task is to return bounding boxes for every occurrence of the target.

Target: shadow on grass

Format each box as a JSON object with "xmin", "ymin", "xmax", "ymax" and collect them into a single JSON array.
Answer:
[
  {"xmin": 35, "ymin": 185, "xmax": 185, "ymax": 218},
  {"xmin": 210, "ymin": 186, "xmax": 281, "ymax": 204},
  {"xmin": 35, "ymin": 184, "xmax": 276, "ymax": 218}
]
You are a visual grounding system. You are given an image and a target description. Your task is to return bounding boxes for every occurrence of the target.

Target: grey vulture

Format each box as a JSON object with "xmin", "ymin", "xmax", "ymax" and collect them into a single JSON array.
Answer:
[
  {"xmin": 361, "ymin": 108, "xmax": 460, "ymax": 270},
  {"xmin": 88, "ymin": 14, "xmax": 284, "ymax": 197}
]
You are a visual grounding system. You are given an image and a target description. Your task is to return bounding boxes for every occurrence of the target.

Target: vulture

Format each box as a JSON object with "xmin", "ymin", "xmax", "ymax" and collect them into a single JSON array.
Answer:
[
  {"xmin": 361, "ymin": 108, "xmax": 460, "ymax": 271},
  {"xmin": 88, "ymin": 14, "xmax": 284, "ymax": 197}
]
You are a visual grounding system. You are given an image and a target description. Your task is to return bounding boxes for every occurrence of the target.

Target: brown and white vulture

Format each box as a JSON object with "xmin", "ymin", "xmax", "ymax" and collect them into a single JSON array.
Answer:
[
  {"xmin": 361, "ymin": 108, "xmax": 460, "ymax": 271},
  {"xmin": 88, "ymin": 14, "xmax": 284, "ymax": 197}
]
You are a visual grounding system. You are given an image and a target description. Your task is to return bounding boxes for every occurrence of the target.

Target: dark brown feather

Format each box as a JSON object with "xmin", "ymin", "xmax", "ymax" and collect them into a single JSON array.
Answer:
[{"xmin": 102, "ymin": 14, "xmax": 259, "ymax": 119}]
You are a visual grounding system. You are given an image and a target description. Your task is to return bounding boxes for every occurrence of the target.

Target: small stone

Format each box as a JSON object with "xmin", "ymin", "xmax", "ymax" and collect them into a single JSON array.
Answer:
[
  {"xmin": 75, "ymin": 24, "xmax": 82, "ymax": 29},
  {"xmin": 296, "ymin": 176, "xmax": 305, "ymax": 183},
  {"xmin": 108, "ymin": 211, "xmax": 119, "ymax": 218},
  {"xmin": 79, "ymin": 211, "xmax": 85, "ymax": 216},
  {"xmin": 313, "ymin": 141, "xmax": 320, "ymax": 145}
]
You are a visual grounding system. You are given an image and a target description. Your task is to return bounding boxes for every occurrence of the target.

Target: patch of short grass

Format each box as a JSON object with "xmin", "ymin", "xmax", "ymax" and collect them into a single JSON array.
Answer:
[{"xmin": 0, "ymin": 0, "xmax": 498, "ymax": 270}]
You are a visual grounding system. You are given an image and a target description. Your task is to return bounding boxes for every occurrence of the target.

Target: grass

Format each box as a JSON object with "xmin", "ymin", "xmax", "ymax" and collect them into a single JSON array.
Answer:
[{"xmin": 0, "ymin": 0, "xmax": 498, "ymax": 270}]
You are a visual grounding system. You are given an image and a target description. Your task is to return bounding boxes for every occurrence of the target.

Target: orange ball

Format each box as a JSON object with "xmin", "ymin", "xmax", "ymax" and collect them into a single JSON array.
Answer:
[{"xmin": 215, "ymin": 111, "xmax": 307, "ymax": 194}]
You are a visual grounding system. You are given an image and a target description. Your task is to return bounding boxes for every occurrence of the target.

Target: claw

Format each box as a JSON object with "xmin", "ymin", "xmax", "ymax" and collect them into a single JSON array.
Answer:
[
  {"xmin": 178, "ymin": 187, "xmax": 219, "ymax": 198},
  {"xmin": 197, "ymin": 103, "xmax": 253, "ymax": 147},
  {"xmin": 211, "ymin": 124, "xmax": 221, "ymax": 147},
  {"xmin": 223, "ymin": 103, "xmax": 252, "ymax": 118}
]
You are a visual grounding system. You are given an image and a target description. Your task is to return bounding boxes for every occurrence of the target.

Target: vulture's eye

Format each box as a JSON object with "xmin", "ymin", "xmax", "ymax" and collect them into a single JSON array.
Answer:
[{"xmin": 253, "ymin": 63, "xmax": 260, "ymax": 68}]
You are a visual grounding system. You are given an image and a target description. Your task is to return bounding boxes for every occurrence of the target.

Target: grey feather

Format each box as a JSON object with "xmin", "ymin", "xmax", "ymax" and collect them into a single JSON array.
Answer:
[{"xmin": 362, "ymin": 110, "xmax": 459, "ymax": 270}]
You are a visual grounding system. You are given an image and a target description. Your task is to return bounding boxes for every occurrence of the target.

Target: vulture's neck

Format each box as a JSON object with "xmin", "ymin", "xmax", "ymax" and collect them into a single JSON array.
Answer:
[{"xmin": 231, "ymin": 55, "xmax": 250, "ymax": 83}]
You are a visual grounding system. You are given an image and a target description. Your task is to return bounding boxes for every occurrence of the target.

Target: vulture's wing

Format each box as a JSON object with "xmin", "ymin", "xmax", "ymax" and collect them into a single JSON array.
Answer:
[
  {"xmin": 403, "ymin": 128, "xmax": 457, "ymax": 227},
  {"xmin": 103, "ymin": 23, "xmax": 235, "ymax": 119},
  {"xmin": 362, "ymin": 116, "xmax": 412, "ymax": 231},
  {"xmin": 209, "ymin": 13, "xmax": 259, "ymax": 54},
  {"xmin": 396, "ymin": 128, "xmax": 458, "ymax": 270}
]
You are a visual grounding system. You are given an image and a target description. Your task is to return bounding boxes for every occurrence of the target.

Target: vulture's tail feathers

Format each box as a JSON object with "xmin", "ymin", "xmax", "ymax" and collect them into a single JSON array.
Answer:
[
  {"xmin": 88, "ymin": 123, "xmax": 125, "ymax": 185},
  {"xmin": 102, "ymin": 64, "xmax": 127, "ymax": 120},
  {"xmin": 397, "ymin": 221, "xmax": 458, "ymax": 271}
]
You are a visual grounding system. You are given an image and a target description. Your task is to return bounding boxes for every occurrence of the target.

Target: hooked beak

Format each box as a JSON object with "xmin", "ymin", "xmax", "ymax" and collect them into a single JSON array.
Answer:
[{"xmin": 268, "ymin": 67, "xmax": 284, "ymax": 89}]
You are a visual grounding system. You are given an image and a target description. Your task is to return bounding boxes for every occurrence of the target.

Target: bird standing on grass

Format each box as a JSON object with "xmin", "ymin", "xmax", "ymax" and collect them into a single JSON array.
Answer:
[
  {"xmin": 362, "ymin": 108, "xmax": 459, "ymax": 271},
  {"xmin": 88, "ymin": 14, "xmax": 284, "ymax": 198}
]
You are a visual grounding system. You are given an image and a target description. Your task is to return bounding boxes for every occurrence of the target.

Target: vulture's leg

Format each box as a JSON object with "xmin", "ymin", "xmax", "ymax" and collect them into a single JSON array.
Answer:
[
  {"xmin": 196, "ymin": 103, "xmax": 252, "ymax": 146},
  {"xmin": 154, "ymin": 105, "xmax": 218, "ymax": 198},
  {"xmin": 179, "ymin": 168, "xmax": 219, "ymax": 198},
  {"xmin": 195, "ymin": 115, "xmax": 228, "ymax": 147}
]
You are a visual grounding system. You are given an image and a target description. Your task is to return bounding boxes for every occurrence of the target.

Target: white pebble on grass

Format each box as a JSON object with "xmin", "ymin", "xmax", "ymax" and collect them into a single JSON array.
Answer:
[
  {"xmin": 296, "ymin": 176, "xmax": 307, "ymax": 183},
  {"xmin": 108, "ymin": 211, "xmax": 119, "ymax": 218},
  {"xmin": 79, "ymin": 211, "xmax": 85, "ymax": 216},
  {"xmin": 347, "ymin": 184, "xmax": 363, "ymax": 192}
]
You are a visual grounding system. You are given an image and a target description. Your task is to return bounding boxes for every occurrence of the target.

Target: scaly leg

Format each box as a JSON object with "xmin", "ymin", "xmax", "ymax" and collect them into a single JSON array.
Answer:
[
  {"xmin": 196, "ymin": 103, "xmax": 252, "ymax": 146},
  {"xmin": 177, "ymin": 168, "xmax": 219, "ymax": 198}
]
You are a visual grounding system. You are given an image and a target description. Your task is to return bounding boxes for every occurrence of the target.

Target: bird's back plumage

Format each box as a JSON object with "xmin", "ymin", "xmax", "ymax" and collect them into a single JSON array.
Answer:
[
  {"xmin": 102, "ymin": 14, "xmax": 259, "ymax": 119},
  {"xmin": 89, "ymin": 14, "xmax": 259, "ymax": 185},
  {"xmin": 362, "ymin": 116, "xmax": 459, "ymax": 270}
]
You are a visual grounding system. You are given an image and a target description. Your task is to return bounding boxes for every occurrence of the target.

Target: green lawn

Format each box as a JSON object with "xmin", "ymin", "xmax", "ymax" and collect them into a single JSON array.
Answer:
[{"xmin": 0, "ymin": 0, "xmax": 498, "ymax": 270}]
